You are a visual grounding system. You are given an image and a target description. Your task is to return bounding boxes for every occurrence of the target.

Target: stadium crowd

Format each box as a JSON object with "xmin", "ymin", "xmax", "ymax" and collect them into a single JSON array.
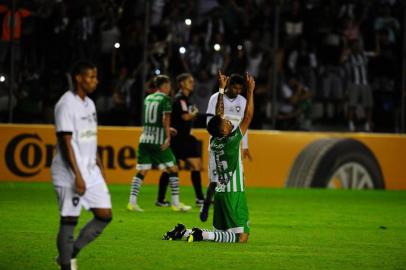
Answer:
[{"xmin": 0, "ymin": 0, "xmax": 404, "ymax": 132}]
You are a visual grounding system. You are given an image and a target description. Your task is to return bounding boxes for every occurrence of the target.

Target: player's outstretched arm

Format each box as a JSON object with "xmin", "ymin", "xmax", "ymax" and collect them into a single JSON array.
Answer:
[{"xmin": 240, "ymin": 72, "xmax": 255, "ymax": 135}]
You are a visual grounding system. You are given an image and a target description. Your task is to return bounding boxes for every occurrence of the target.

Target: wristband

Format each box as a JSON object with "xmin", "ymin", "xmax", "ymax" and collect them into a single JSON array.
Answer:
[{"xmin": 219, "ymin": 88, "xmax": 225, "ymax": 94}]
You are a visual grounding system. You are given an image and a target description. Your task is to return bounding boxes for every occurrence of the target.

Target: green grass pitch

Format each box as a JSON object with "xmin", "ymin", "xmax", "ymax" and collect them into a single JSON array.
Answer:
[{"xmin": 1, "ymin": 182, "xmax": 406, "ymax": 270}]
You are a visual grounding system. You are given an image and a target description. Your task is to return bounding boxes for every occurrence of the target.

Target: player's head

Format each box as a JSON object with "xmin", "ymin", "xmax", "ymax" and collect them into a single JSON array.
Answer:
[
  {"xmin": 226, "ymin": 74, "xmax": 245, "ymax": 99},
  {"xmin": 72, "ymin": 60, "xmax": 98, "ymax": 94},
  {"xmin": 154, "ymin": 75, "xmax": 171, "ymax": 94},
  {"xmin": 177, "ymin": 73, "xmax": 194, "ymax": 93},
  {"xmin": 207, "ymin": 115, "xmax": 234, "ymax": 138}
]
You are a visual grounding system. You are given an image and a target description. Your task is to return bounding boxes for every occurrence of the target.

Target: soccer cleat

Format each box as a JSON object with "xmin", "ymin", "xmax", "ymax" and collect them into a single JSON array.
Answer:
[
  {"xmin": 195, "ymin": 199, "xmax": 204, "ymax": 207},
  {"xmin": 171, "ymin": 202, "xmax": 192, "ymax": 212},
  {"xmin": 155, "ymin": 200, "xmax": 171, "ymax": 207},
  {"xmin": 187, "ymin": 227, "xmax": 203, "ymax": 242},
  {"xmin": 127, "ymin": 203, "xmax": 144, "ymax": 212},
  {"xmin": 162, "ymin": 223, "xmax": 186, "ymax": 240},
  {"xmin": 199, "ymin": 202, "xmax": 210, "ymax": 222},
  {"xmin": 56, "ymin": 257, "xmax": 78, "ymax": 270}
]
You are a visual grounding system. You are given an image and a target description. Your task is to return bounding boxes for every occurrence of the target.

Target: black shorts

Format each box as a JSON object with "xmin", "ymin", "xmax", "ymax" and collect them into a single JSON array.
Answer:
[{"xmin": 171, "ymin": 135, "xmax": 201, "ymax": 160}]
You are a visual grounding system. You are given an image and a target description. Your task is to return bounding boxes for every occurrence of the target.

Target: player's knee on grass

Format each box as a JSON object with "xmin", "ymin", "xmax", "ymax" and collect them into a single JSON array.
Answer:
[{"xmin": 238, "ymin": 233, "xmax": 249, "ymax": 243}]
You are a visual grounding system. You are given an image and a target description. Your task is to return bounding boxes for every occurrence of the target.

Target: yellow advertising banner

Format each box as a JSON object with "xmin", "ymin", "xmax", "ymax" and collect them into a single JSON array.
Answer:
[{"xmin": 1, "ymin": 124, "xmax": 406, "ymax": 190}]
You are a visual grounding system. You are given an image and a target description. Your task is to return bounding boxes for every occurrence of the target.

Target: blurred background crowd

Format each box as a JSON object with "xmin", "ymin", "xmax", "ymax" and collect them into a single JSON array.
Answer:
[{"xmin": 0, "ymin": 0, "xmax": 405, "ymax": 132}]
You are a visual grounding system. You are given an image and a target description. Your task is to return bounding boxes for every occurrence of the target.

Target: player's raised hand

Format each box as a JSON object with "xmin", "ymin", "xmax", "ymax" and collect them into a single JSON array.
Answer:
[
  {"xmin": 245, "ymin": 72, "xmax": 255, "ymax": 93},
  {"xmin": 75, "ymin": 175, "xmax": 86, "ymax": 196},
  {"xmin": 218, "ymin": 70, "xmax": 229, "ymax": 89}
]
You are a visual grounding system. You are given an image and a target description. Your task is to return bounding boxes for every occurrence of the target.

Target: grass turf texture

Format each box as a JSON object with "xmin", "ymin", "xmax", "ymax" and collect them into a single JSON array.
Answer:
[{"xmin": 1, "ymin": 182, "xmax": 405, "ymax": 270}]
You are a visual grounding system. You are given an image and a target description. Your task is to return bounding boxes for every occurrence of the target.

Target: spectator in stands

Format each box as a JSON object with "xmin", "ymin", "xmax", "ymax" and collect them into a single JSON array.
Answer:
[
  {"xmin": 0, "ymin": 4, "xmax": 32, "ymax": 71},
  {"xmin": 374, "ymin": 4, "xmax": 400, "ymax": 45},
  {"xmin": 344, "ymin": 39, "xmax": 374, "ymax": 132},
  {"xmin": 180, "ymin": 32, "xmax": 204, "ymax": 76},
  {"xmin": 282, "ymin": 0, "xmax": 305, "ymax": 50},
  {"xmin": 71, "ymin": 5, "xmax": 98, "ymax": 61},
  {"xmin": 287, "ymin": 37, "xmax": 317, "ymax": 93},
  {"xmin": 319, "ymin": 25, "xmax": 347, "ymax": 122},
  {"xmin": 277, "ymin": 76, "xmax": 313, "ymax": 131}
]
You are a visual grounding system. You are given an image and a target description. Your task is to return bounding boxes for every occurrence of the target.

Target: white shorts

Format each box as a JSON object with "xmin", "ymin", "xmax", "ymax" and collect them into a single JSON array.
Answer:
[
  {"xmin": 54, "ymin": 182, "xmax": 112, "ymax": 217},
  {"xmin": 208, "ymin": 150, "xmax": 219, "ymax": 183}
]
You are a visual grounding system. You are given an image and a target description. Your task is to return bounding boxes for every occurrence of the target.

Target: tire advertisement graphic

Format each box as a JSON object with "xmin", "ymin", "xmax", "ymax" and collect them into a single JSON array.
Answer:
[{"xmin": 286, "ymin": 139, "xmax": 385, "ymax": 189}]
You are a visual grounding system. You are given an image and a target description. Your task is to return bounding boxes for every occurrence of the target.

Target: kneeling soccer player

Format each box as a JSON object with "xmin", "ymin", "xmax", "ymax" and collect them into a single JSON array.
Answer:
[{"xmin": 163, "ymin": 71, "xmax": 255, "ymax": 243}]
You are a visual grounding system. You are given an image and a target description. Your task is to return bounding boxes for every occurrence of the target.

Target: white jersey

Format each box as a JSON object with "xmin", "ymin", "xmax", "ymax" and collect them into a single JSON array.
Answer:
[
  {"xmin": 206, "ymin": 92, "xmax": 248, "ymax": 149},
  {"xmin": 51, "ymin": 90, "xmax": 103, "ymax": 188}
]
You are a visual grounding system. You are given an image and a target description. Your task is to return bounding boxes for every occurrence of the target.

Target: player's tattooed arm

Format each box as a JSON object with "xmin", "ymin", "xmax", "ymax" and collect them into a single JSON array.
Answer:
[
  {"xmin": 216, "ymin": 70, "xmax": 228, "ymax": 117},
  {"xmin": 240, "ymin": 72, "xmax": 255, "ymax": 135},
  {"xmin": 57, "ymin": 133, "xmax": 86, "ymax": 195}
]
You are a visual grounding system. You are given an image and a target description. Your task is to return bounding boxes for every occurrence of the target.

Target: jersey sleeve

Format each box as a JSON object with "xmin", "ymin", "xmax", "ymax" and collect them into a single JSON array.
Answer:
[
  {"xmin": 174, "ymin": 98, "xmax": 188, "ymax": 115},
  {"xmin": 162, "ymin": 96, "xmax": 172, "ymax": 113},
  {"xmin": 55, "ymin": 102, "xmax": 74, "ymax": 133}
]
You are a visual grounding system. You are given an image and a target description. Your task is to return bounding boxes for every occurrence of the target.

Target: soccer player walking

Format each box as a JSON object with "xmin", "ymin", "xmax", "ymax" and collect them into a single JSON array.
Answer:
[
  {"xmin": 163, "ymin": 71, "xmax": 255, "ymax": 243},
  {"xmin": 155, "ymin": 73, "xmax": 205, "ymax": 207},
  {"xmin": 51, "ymin": 61, "xmax": 112, "ymax": 270},
  {"xmin": 127, "ymin": 75, "xmax": 191, "ymax": 212},
  {"xmin": 200, "ymin": 73, "xmax": 252, "ymax": 221}
]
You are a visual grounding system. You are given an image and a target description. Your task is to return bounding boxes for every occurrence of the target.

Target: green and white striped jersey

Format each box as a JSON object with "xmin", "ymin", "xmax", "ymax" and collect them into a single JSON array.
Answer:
[
  {"xmin": 139, "ymin": 92, "xmax": 172, "ymax": 145},
  {"xmin": 210, "ymin": 128, "xmax": 244, "ymax": 193}
]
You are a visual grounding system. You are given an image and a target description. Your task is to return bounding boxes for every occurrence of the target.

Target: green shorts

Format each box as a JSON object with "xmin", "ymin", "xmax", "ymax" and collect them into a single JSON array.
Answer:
[
  {"xmin": 136, "ymin": 143, "xmax": 177, "ymax": 170},
  {"xmin": 213, "ymin": 191, "xmax": 250, "ymax": 234}
]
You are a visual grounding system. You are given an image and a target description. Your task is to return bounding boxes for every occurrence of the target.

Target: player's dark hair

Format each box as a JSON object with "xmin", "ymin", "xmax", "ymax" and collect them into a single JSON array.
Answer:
[
  {"xmin": 176, "ymin": 73, "xmax": 192, "ymax": 85},
  {"xmin": 228, "ymin": 74, "xmax": 245, "ymax": 87},
  {"xmin": 207, "ymin": 115, "xmax": 223, "ymax": 138},
  {"xmin": 71, "ymin": 60, "xmax": 96, "ymax": 78},
  {"xmin": 154, "ymin": 75, "xmax": 171, "ymax": 89}
]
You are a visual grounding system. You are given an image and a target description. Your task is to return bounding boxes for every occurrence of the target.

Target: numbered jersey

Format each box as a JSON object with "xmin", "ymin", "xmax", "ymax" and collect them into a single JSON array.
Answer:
[
  {"xmin": 140, "ymin": 92, "xmax": 172, "ymax": 145},
  {"xmin": 210, "ymin": 128, "xmax": 244, "ymax": 193}
]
